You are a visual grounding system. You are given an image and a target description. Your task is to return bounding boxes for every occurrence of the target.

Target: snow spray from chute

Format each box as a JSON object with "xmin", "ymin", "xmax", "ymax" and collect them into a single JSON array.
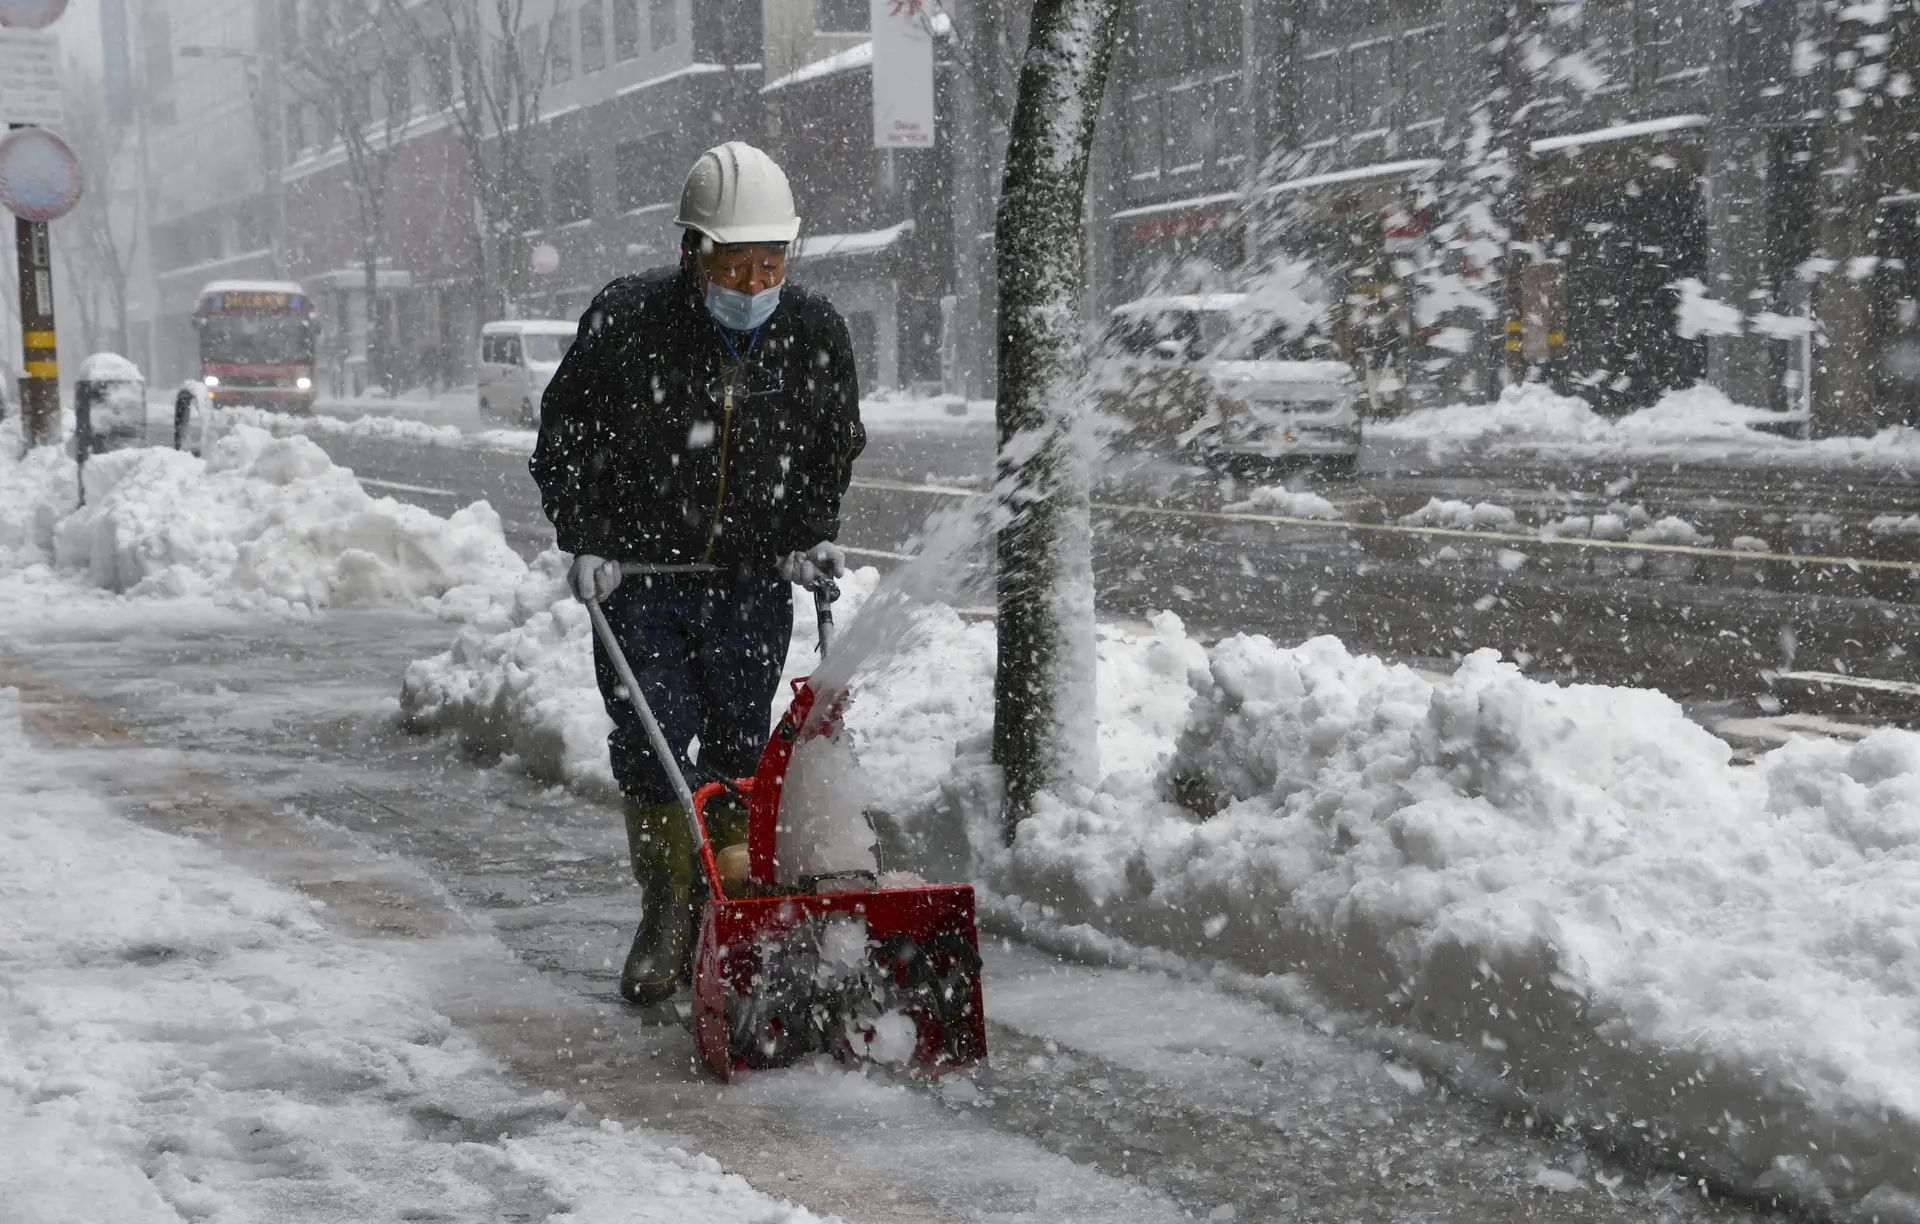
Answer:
[{"xmin": 772, "ymin": 501, "xmax": 998, "ymax": 880}]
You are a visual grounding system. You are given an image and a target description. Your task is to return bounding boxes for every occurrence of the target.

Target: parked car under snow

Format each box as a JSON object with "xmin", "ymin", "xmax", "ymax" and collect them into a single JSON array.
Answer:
[{"xmin": 1096, "ymin": 293, "xmax": 1361, "ymax": 475}]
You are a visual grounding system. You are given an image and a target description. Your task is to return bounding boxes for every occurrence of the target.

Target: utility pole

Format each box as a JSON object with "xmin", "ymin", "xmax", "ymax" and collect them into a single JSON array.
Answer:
[
  {"xmin": 0, "ymin": 0, "xmax": 77, "ymax": 447},
  {"xmin": 14, "ymin": 190, "xmax": 55, "ymax": 442}
]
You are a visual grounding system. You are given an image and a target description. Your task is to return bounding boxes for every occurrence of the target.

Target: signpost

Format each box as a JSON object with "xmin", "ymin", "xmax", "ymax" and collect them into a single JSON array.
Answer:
[
  {"xmin": 871, "ymin": 0, "xmax": 936, "ymax": 150},
  {"xmin": 0, "ymin": 0, "xmax": 70, "ymax": 448}
]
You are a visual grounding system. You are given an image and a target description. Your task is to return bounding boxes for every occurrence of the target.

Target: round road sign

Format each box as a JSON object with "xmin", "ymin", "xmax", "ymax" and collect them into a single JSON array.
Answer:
[
  {"xmin": 531, "ymin": 243, "xmax": 560, "ymax": 275},
  {"xmin": 0, "ymin": 126, "xmax": 82, "ymax": 221},
  {"xmin": 0, "ymin": 0, "xmax": 68, "ymax": 29}
]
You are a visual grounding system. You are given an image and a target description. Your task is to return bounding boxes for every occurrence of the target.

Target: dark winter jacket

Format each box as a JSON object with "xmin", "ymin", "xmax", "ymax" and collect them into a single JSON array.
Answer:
[{"xmin": 530, "ymin": 264, "xmax": 864, "ymax": 573}]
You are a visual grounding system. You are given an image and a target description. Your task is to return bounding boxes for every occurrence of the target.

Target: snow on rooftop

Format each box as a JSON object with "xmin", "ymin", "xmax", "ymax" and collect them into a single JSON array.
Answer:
[{"xmin": 200, "ymin": 279, "xmax": 307, "ymax": 298}]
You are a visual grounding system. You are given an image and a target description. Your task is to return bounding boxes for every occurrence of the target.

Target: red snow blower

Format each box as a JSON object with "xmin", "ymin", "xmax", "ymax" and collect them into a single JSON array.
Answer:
[{"xmin": 587, "ymin": 570, "xmax": 986, "ymax": 1082}]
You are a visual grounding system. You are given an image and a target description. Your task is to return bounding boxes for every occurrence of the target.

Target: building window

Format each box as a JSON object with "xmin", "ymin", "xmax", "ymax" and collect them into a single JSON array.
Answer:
[
  {"xmin": 1127, "ymin": 93, "xmax": 1162, "ymax": 181},
  {"xmin": 615, "ymin": 133, "xmax": 677, "ymax": 212},
  {"xmin": 650, "ymin": 0, "xmax": 677, "ymax": 48},
  {"xmin": 384, "ymin": 55, "xmax": 412, "ymax": 119},
  {"xmin": 493, "ymin": 36, "xmax": 515, "ymax": 98},
  {"xmin": 817, "ymin": 0, "xmax": 864, "ymax": 33},
  {"xmin": 551, "ymin": 10, "xmax": 574, "ymax": 83},
  {"xmin": 518, "ymin": 22, "xmax": 544, "ymax": 84},
  {"xmin": 424, "ymin": 35, "xmax": 454, "ymax": 106},
  {"xmin": 285, "ymin": 101, "xmax": 306, "ymax": 159},
  {"xmin": 1297, "ymin": 47, "xmax": 1342, "ymax": 147},
  {"xmin": 581, "ymin": 0, "xmax": 606, "ymax": 72},
  {"xmin": 143, "ymin": 10, "xmax": 172, "ymax": 89},
  {"xmin": 553, "ymin": 153, "xmax": 594, "ymax": 223},
  {"xmin": 613, "ymin": 0, "xmax": 641, "ymax": 61}
]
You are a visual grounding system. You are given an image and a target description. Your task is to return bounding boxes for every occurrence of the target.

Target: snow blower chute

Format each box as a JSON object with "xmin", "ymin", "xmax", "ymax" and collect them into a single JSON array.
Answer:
[{"xmin": 587, "ymin": 569, "xmax": 987, "ymax": 1082}]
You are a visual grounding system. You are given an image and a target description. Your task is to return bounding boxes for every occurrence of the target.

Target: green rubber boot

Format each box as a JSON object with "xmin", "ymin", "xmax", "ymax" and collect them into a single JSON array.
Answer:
[{"xmin": 620, "ymin": 799, "xmax": 696, "ymax": 1006}]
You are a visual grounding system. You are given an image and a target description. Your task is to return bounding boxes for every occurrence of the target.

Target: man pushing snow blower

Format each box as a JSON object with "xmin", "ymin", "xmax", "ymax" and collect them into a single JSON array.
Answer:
[{"xmin": 530, "ymin": 142, "xmax": 864, "ymax": 1008}]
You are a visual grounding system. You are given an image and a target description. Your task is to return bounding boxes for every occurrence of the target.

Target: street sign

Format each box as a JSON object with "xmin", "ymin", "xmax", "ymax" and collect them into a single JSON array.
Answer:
[
  {"xmin": 531, "ymin": 242, "xmax": 560, "ymax": 275},
  {"xmin": 0, "ymin": 0, "xmax": 66, "ymax": 29},
  {"xmin": 0, "ymin": 125, "xmax": 81, "ymax": 221},
  {"xmin": 0, "ymin": 28, "xmax": 60, "ymax": 126},
  {"xmin": 871, "ymin": 0, "xmax": 936, "ymax": 149}
]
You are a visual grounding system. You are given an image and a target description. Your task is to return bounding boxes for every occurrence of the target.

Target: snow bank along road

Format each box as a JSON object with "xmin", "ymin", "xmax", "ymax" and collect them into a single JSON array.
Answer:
[
  {"xmin": 297, "ymin": 414, "xmax": 1920, "ymax": 731},
  {"xmin": 0, "ymin": 604, "xmax": 1768, "ymax": 1223}
]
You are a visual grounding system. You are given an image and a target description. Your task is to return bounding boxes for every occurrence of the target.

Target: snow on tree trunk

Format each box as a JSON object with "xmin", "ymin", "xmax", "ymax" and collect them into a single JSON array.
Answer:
[{"xmin": 991, "ymin": 0, "xmax": 1122, "ymax": 839}]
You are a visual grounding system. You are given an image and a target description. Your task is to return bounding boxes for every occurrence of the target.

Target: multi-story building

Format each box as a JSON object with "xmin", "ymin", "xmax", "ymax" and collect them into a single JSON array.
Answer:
[
  {"xmin": 269, "ymin": 0, "xmax": 760, "ymax": 395},
  {"xmin": 759, "ymin": 0, "xmax": 953, "ymax": 392},
  {"xmin": 1094, "ymin": 0, "xmax": 1906, "ymax": 427},
  {"xmin": 130, "ymin": 0, "xmax": 284, "ymax": 386}
]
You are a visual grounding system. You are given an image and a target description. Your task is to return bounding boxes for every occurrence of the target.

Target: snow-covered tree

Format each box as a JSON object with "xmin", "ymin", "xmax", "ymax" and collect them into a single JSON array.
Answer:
[
  {"xmin": 380, "ymin": 0, "xmax": 557, "ymax": 318},
  {"xmin": 992, "ymin": 0, "xmax": 1123, "ymax": 836}
]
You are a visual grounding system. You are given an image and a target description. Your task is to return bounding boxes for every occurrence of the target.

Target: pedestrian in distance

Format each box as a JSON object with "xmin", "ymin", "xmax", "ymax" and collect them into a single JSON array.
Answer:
[{"xmin": 529, "ymin": 141, "xmax": 865, "ymax": 1007}]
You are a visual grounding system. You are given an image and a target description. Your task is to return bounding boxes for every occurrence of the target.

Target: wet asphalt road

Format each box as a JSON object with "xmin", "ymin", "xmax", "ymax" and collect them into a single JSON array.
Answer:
[{"xmin": 309, "ymin": 420, "xmax": 1920, "ymax": 728}]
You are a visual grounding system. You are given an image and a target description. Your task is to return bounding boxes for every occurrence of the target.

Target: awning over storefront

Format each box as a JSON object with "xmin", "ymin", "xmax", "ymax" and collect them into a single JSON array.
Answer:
[
  {"xmin": 1264, "ymin": 157, "xmax": 1443, "ymax": 196},
  {"xmin": 1530, "ymin": 114, "xmax": 1707, "ymax": 154},
  {"xmin": 793, "ymin": 219, "xmax": 915, "ymax": 263}
]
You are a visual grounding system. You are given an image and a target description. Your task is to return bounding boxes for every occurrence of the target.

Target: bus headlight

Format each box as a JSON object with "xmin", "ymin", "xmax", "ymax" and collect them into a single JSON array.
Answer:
[
  {"xmin": 203, "ymin": 374, "xmax": 220, "ymax": 388},
  {"xmin": 295, "ymin": 376, "xmax": 312, "ymax": 390}
]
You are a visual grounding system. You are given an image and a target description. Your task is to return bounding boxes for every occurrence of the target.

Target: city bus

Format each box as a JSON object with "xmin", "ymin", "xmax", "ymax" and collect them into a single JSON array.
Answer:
[{"xmin": 193, "ymin": 280, "xmax": 318, "ymax": 413}]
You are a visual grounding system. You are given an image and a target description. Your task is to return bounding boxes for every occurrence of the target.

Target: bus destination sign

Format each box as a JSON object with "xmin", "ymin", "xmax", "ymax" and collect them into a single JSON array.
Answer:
[{"xmin": 214, "ymin": 291, "xmax": 301, "ymax": 311}]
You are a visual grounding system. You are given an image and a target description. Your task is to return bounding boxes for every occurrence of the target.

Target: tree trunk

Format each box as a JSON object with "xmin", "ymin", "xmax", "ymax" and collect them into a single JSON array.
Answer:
[{"xmin": 991, "ymin": 0, "xmax": 1122, "ymax": 840}]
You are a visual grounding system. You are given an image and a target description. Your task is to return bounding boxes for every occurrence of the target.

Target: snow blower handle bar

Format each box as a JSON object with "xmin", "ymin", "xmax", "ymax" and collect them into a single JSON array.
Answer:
[{"xmin": 812, "ymin": 578, "xmax": 837, "ymax": 655}]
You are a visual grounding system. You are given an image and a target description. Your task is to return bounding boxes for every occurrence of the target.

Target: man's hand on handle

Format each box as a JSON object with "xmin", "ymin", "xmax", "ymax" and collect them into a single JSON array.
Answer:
[
  {"xmin": 777, "ymin": 542, "xmax": 847, "ymax": 588},
  {"xmin": 569, "ymin": 554, "xmax": 622, "ymax": 603}
]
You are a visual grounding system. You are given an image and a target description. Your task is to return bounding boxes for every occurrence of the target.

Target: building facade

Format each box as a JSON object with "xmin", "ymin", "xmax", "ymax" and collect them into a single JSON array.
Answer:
[
  {"xmin": 128, "ymin": 0, "xmax": 284, "ymax": 387},
  {"xmin": 1095, "ymin": 0, "xmax": 1911, "ymax": 427}
]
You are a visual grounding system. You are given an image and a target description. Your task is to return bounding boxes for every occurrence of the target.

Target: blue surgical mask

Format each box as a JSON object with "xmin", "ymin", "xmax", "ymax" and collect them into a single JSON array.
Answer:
[{"xmin": 705, "ymin": 279, "xmax": 783, "ymax": 332}]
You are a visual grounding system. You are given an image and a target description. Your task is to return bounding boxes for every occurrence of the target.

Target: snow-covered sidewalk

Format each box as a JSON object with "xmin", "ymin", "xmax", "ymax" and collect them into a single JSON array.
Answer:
[{"xmin": 0, "ymin": 687, "xmax": 827, "ymax": 1223}]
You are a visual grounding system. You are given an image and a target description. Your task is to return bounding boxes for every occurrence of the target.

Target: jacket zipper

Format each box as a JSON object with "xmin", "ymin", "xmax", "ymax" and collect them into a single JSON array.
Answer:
[{"xmin": 704, "ymin": 381, "xmax": 735, "ymax": 560}]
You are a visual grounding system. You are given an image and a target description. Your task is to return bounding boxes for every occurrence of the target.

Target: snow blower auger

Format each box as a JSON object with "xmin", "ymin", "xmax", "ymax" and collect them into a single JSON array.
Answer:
[{"xmin": 587, "ymin": 568, "xmax": 986, "ymax": 1083}]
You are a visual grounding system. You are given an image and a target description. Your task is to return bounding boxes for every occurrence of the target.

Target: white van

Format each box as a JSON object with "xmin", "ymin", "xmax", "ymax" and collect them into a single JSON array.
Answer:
[{"xmin": 478, "ymin": 319, "xmax": 577, "ymax": 426}]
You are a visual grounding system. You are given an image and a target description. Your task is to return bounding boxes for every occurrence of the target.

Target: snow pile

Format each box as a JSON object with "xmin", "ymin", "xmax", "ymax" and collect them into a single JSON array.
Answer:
[
  {"xmin": 1626, "ymin": 514, "xmax": 1710, "ymax": 546},
  {"xmin": 0, "ymin": 420, "xmax": 525, "ymax": 613},
  {"xmin": 1369, "ymin": 383, "xmax": 1609, "ymax": 455},
  {"xmin": 1224, "ymin": 485, "xmax": 1343, "ymax": 519},
  {"xmin": 211, "ymin": 404, "xmax": 538, "ymax": 456},
  {"xmin": 1376, "ymin": 382, "xmax": 1920, "ymax": 468},
  {"xmin": 982, "ymin": 637, "xmax": 1920, "ymax": 1218},
  {"xmin": 1870, "ymin": 513, "xmax": 1920, "ymax": 536},
  {"xmin": 1399, "ymin": 497, "xmax": 1517, "ymax": 530},
  {"xmin": 0, "ymin": 688, "xmax": 827, "ymax": 1223}
]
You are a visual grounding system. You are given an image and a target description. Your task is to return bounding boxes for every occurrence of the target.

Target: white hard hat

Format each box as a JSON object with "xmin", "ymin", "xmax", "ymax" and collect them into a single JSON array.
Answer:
[{"xmin": 674, "ymin": 141, "xmax": 801, "ymax": 246}]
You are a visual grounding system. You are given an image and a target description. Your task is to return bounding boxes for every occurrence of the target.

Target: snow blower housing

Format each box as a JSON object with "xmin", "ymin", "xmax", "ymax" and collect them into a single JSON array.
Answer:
[{"xmin": 587, "ymin": 570, "xmax": 987, "ymax": 1081}]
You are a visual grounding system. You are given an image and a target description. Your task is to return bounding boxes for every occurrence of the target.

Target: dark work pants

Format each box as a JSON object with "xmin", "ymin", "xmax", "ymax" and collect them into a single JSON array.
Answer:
[{"xmin": 592, "ymin": 573, "xmax": 794, "ymax": 805}]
